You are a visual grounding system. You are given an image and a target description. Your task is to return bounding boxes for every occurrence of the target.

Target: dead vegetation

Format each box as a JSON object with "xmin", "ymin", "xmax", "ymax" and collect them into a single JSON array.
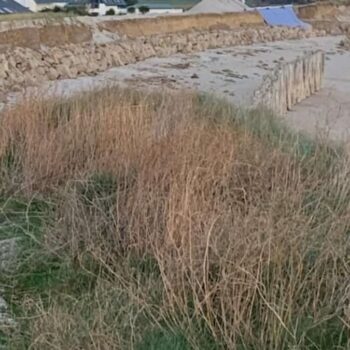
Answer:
[{"xmin": 0, "ymin": 88, "xmax": 349, "ymax": 349}]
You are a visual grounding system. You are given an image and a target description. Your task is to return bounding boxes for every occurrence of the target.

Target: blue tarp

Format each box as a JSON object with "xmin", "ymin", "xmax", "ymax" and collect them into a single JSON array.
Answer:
[{"xmin": 258, "ymin": 5, "xmax": 309, "ymax": 28}]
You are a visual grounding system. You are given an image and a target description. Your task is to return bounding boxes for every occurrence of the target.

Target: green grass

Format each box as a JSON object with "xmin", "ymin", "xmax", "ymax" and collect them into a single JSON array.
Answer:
[
  {"xmin": 0, "ymin": 197, "xmax": 49, "ymax": 240},
  {"xmin": 136, "ymin": 330, "xmax": 190, "ymax": 350}
]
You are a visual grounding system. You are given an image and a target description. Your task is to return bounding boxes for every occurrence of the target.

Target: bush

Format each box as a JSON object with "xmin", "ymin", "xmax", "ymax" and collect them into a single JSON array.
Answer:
[
  {"xmin": 138, "ymin": 5, "xmax": 149, "ymax": 14},
  {"xmin": 127, "ymin": 6, "xmax": 135, "ymax": 13},
  {"xmin": 105, "ymin": 8, "xmax": 115, "ymax": 15},
  {"xmin": 52, "ymin": 5, "xmax": 62, "ymax": 12},
  {"xmin": 40, "ymin": 7, "xmax": 53, "ymax": 12}
]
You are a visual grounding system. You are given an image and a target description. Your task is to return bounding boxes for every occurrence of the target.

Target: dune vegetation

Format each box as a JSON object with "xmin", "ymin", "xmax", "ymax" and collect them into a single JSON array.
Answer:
[{"xmin": 0, "ymin": 88, "xmax": 349, "ymax": 349}]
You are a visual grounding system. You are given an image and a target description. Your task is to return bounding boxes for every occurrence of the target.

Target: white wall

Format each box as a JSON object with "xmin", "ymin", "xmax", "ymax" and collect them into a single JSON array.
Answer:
[
  {"xmin": 88, "ymin": 4, "xmax": 126, "ymax": 15},
  {"xmin": 36, "ymin": 2, "xmax": 67, "ymax": 11},
  {"xmin": 149, "ymin": 8, "xmax": 183, "ymax": 14},
  {"xmin": 132, "ymin": 8, "xmax": 183, "ymax": 15}
]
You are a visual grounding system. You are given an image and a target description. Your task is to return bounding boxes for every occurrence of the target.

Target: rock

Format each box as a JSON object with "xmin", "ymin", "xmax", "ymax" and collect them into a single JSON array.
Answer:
[
  {"xmin": 0, "ymin": 238, "xmax": 19, "ymax": 272},
  {"xmin": 47, "ymin": 67, "xmax": 59, "ymax": 80}
]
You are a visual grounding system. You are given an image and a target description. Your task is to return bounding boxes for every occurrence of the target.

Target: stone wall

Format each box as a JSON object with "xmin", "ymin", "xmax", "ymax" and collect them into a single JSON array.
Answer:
[
  {"xmin": 0, "ymin": 11, "xmax": 264, "ymax": 49},
  {"xmin": 306, "ymin": 20, "xmax": 350, "ymax": 35},
  {"xmin": 295, "ymin": 2, "xmax": 341, "ymax": 20},
  {"xmin": 97, "ymin": 11, "xmax": 264, "ymax": 38},
  {"xmin": 252, "ymin": 51, "xmax": 324, "ymax": 115},
  {"xmin": 0, "ymin": 26, "xmax": 325, "ymax": 100}
]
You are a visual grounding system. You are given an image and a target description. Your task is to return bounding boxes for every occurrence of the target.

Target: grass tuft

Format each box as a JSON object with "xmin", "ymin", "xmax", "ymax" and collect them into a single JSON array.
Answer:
[{"xmin": 0, "ymin": 87, "xmax": 349, "ymax": 349}]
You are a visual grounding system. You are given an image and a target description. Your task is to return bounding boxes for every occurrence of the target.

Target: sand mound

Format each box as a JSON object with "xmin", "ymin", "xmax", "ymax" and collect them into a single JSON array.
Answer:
[{"xmin": 188, "ymin": 0, "xmax": 248, "ymax": 14}]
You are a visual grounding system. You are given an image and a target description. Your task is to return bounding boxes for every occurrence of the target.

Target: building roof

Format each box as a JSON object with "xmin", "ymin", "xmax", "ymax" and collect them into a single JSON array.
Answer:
[
  {"xmin": 102, "ymin": 0, "xmax": 126, "ymax": 6},
  {"xmin": 0, "ymin": 0, "xmax": 31, "ymax": 13}
]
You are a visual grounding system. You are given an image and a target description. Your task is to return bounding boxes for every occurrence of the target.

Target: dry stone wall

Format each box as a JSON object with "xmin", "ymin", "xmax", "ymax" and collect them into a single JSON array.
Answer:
[
  {"xmin": 97, "ymin": 11, "xmax": 264, "ymax": 38},
  {"xmin": 308, "ymin": 20, "xmax": 350, "ymax": 36},
  {"xmin": 252, "ymin": 51, "xmax": 324, "ymax": 115},
  {"xmin": 0, "ymin": 26, "xmax": 327, "ymax": 100},
  {"xmin": 295, "ymin": 2, "xmax": 341, "ymax": 20}
]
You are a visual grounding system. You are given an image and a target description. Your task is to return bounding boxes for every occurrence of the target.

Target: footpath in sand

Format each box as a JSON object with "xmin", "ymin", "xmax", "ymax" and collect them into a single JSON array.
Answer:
[{"xmin": 5, "ymin": 36, "xmax": 350, "ymax": 142}]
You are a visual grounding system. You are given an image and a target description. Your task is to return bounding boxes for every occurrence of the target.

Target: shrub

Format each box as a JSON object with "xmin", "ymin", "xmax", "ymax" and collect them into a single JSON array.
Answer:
[
  {"xmin": 138, "ymin": 5, "xmax": 149, "ymax": 13},
  {"xmin": 105, "ymin": 8, "xmax": 115, "ymax": 15},
  {"xmin": 127, "ymin": 6, "xmax": 135, "ymax": 13},
  {"xmin": 52, "ymin": 5, "xmax": 62, "ymax": 12}
]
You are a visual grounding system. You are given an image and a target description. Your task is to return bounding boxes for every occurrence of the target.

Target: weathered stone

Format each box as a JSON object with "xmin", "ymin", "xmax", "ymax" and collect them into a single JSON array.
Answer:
[{"xmin": 47, "ymin": 68, "xmax": 59, "ymax": 80}]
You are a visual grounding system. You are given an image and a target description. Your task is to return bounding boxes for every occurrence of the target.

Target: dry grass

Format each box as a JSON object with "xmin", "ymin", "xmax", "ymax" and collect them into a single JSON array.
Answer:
[
  {"xmin": 0, "ymin": 12, "xmax": 76, "ymax": 23},
  {"xmin": 0, "ymin": 88, "xmax": 349, "ymax": 349}
]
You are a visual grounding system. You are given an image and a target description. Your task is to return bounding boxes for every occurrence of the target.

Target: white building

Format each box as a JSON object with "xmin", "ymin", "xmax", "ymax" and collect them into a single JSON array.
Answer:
[
  {"xmin": 14, "ymin": 0, "xmax": 127, "ymax": 13},
  {"xmin": 129, "ymin": 2, "xmax": 184, "ymax": 15},
  {"xmin": 86, "ymin": 0, "xmax": 127, "ymax": 15}
]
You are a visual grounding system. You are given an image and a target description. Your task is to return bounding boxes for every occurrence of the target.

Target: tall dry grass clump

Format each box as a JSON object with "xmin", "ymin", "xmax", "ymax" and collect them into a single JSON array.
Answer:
[
  {"xmin": 0, "ymin": 88, "xmax": 349, "ymax": 349},
  {"xmin": 0, "ymin": 89, "xmax": 195, "ymax": 191}
]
